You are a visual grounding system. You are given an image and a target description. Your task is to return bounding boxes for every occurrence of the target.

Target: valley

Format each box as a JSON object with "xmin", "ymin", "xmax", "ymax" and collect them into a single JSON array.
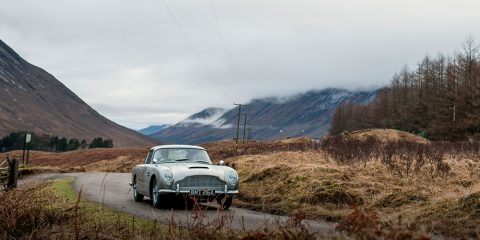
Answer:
[
  {"xmin": 1, "ymin": 2, "xmax": 480, "ymax": 239},
  {"xmin": 5, "ymin": 129, "xmax": 480, "ymax": 239}
]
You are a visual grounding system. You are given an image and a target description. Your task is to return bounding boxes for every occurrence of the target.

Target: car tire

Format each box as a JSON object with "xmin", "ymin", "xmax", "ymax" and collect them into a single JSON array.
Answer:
[
  {"xmin": 151, "ymin": 178, "xmax": 162, "ymax": 209},
  {"xmin": 132, "ymin": 178, "xmax": 144, "ymax": 202},
  {"xmin": 217, "ymin": 196, "xmax": 233, "ymax": 210}
]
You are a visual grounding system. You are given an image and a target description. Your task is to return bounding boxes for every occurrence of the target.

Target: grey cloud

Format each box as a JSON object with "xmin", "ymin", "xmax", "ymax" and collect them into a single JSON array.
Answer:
[{"xmin": 0, "ymin": 0, "xmax": 479, "ymax": 129}]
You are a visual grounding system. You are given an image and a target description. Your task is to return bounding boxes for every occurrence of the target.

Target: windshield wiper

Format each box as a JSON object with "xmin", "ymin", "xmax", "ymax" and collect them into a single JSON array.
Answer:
[{"xmin": 174, "ymin": 158, "xmax": 190, "ymax": 161}]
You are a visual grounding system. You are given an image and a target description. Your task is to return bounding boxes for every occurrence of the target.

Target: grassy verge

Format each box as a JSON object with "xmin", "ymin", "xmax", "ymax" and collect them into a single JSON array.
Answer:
[
  {"xmin": 0, "ymin": 177, "xmax": 317, "ymax": 239},
  {"xmin": 45, "ymin": 177, "xmax": 158, "ymax": 231},
  {"xmin": 41, "ymin": 177, "xmax": 177, "ymax": 239}
]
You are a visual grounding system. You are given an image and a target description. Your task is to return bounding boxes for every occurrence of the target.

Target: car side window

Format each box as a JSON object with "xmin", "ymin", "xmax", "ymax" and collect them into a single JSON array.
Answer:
[{"xmin": 145, "ymin": 150, "xmax": 154, "ymax": 164}]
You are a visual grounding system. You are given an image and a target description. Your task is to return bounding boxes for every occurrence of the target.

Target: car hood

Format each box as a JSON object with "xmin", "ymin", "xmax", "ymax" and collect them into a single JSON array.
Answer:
[{"xmin": 156, "ymin": 163, "xmax": 235, "ymax": 180}]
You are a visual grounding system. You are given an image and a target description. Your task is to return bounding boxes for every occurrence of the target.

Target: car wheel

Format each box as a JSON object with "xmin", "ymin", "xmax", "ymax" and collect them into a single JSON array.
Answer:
[
  {"xmin": 151, "ymin": 178, "xmax": 162, "ymax": 209},
  {"xmin": 217, "ymin": 196, "xmax": 233, "ymax": 210},
  {"xmin": 132, "ymin": 179, "xmax": 144, "ymax": 202}
]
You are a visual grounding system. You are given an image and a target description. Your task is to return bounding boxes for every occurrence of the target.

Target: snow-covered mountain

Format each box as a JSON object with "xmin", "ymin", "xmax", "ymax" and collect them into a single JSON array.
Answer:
[
  {"xmin": 138, "ymin": 124, "xmax": 171, "ymax": 136},
  {"xmin": 149, "ymin": 88, "xmax": 379, "ymax": 144},
  {"xmin": 176, "ymin": 108, "xmax": 229, "ymax": 128}
]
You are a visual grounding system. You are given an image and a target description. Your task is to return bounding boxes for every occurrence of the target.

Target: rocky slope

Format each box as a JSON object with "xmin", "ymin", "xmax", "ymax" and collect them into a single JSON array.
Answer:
[{"xmin": 0, "ymin": 39, "xmax": 157, "ymax": 146}]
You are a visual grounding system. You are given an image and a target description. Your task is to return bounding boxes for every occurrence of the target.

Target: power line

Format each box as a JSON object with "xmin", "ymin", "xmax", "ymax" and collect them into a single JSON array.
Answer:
[
  {"xmin": 209, "ymin": 1, "xmax": 252, "ymax": 147},
  {"xmin": 208, "ymin": 0, "xmax": 238, "ymax": 85},
  {"xmin": 160, "ymin": 0, "xmax": 217, "ymax": 83}
]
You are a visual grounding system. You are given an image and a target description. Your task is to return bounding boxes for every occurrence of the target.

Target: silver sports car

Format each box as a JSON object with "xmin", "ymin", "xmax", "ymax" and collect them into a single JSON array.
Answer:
[{"xmin": 130, "ymin": 145, "xmax": 239, "ymax": 209}]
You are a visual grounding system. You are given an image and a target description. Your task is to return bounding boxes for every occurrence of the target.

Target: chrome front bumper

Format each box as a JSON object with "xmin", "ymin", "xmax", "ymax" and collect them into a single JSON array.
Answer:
[
  {"xmin": 128, "ymin": 182, "xmax": 239, "ymax": 195},
  {"xmin": 160, "ymin": 183, "xmax": 238, "ymax": 195}
]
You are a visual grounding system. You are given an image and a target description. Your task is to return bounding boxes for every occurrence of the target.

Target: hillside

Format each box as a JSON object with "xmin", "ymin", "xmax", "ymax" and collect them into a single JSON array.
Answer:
[
  {"xmin": 138, "ymin": 125, "xmax": 171, "ymax": 136},
  {"xmin": 150, "ymin": 88, "xmax": 378, "ymax": 144},
  {"xmin": 0, "ymin": 39, "xmax": 157, "ymax": 146}
]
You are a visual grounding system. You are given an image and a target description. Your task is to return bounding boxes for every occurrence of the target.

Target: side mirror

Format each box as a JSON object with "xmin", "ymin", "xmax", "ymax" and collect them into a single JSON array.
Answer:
[
  {"xmin": 219, "ymin": 160, "xmax": 225, "ymax": 166},
  {"xmin": 152, "ymin": 159, "xmax": 158, "ymax": 165}
]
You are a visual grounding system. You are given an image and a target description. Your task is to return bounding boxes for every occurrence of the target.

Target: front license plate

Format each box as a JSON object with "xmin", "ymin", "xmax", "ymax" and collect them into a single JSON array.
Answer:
[{"xmin": 189, "ymin": 189, "xmax": 215, "ymax": 196}]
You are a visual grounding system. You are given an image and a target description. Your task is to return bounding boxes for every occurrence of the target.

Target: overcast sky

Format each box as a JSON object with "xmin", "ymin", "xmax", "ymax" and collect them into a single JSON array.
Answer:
[{"xmin": 1, "ymin": 0, "xmax": 479, "ymax": 129}]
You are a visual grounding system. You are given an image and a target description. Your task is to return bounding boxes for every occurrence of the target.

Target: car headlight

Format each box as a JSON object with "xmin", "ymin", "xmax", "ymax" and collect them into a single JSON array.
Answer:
[
  {"xmin": 162, "ymin": 170, "xmax": 173, "ymax": 182},
  {"xmin": 228, "ymin": 171, "xmax": 238, "ymax": 182}
]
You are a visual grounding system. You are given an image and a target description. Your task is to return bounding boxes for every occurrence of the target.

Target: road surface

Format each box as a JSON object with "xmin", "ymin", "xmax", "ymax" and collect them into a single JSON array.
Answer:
[{"xmin": 21, "ymin": 172, "xmax": 336, "ymax": 234}]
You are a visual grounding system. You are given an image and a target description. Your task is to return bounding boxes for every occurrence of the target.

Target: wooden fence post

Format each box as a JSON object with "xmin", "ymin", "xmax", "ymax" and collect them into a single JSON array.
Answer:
[{"xmin": 7, "ymin": 157, "xmax": 18, "ymax": 190}]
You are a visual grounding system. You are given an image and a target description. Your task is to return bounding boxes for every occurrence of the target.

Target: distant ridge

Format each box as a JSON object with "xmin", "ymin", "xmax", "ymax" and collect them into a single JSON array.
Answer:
[
  {"xmin": 0, "ymin": 39, "xmax": 158, "ymax": 146},
  {"xmin": 150, "ymin": 88, "xmax": 378, "ymax": 144},
  {"xmin": 138, "ymin": 125, "xmax": 171, "ymax": 136}
]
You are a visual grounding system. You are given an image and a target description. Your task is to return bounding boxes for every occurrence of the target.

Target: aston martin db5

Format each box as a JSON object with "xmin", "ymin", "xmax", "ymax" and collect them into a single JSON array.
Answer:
[{"xmin": 130, "ymin": 145, "xmax": 239, "ymax": 209}]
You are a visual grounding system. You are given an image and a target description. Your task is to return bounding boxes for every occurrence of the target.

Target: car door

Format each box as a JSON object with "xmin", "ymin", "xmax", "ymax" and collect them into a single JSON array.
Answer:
[{"xmin": 137, "ymin": 149, "xmax": 154, "ymax": 194}]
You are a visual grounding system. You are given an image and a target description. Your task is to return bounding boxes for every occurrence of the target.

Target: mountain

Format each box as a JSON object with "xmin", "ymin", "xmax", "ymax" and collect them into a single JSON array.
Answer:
[
  {"xmin": 0, "ymin": 39, "xmax": 157, "ymax": 146},
  {"xmin": 138, "ymin": 124, "xmax": 171, "ymax": 136},
  {"xmin": 148, "ymin": 108, "xmax": 229, "ymax": 144},
  {"xmin": 174, "ymin": 108, "xmax": 228, "ymax": 128},
  {"xmin": 150, "ymin": 88, "xmax": 378, "ymax": 144}
]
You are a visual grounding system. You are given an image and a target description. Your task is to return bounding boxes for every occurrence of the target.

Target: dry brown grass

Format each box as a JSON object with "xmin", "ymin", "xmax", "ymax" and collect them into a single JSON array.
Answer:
[
  {"xmin": 2, "ymin": 138, "xmax": 314, "ymax": 172},
  {"xmin": 0, "ymin": 129, "xmax": 427, "ymax": 172},
  {"xmin": 0, "ymin": 178, "xmax": 318, "ymax": 240},
  {"xmin": 0, "ymin": 184, "xmax": 69, "ymax": 239},
  {"xmin": 2, "ymin": 139, "xmax": 313, "ymax": 174},
  {"xmin": 3, "ymin": 130, "xmax": 479, "ymax": 238},
  {"xmin": 1, "ymin": 147, "xmax": 149, "ymax": 172},
  {"xmin": 226, "ymin": 150, "xmax": 480, "ymax": 238},
  {"xmin": 347, "ymin": 128, "xmax": 430, "ymax": 144},
  {"xmin": 336, "ymin": 205, "xmax": 431, "ymax": 240},
  {"xmin": 200, "ymin": 138, "xmax": 320, "ymax": 162}
]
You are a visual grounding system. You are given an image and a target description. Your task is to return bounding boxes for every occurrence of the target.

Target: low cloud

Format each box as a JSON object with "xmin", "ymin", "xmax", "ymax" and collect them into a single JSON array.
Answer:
[{"xmin": 0, "ymin": 0, "xmax": 479, "ymax": 129}]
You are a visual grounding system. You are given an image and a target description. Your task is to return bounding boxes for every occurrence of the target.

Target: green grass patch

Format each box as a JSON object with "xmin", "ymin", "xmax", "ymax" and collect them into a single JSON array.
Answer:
[
  {"xmin": 45, "ymin": 177, "xmax": 162, "ymax": 230},
  {"xmin": 45, "ymin": 177, "xmax": 77, "ymax": 200}
]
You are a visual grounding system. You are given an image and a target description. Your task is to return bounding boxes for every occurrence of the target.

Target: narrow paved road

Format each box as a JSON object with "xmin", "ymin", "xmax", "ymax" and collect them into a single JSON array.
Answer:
[{"xmin": 22, "ymin": 172, "xmax": 336, "ymax": 234}]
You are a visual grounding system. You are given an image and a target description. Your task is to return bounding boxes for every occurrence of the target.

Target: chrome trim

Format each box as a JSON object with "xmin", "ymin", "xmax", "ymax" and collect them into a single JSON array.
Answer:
[
  {"xmin": 156, "ymin": 189, "xmax": 239, "ymax": 195},
  {"xmin": 177, "ymin": 175, "xmax": 226, "ymax": 191}
]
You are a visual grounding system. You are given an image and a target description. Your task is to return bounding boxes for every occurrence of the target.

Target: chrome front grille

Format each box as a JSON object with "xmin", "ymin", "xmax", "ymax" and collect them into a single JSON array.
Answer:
[{"xmin": 178, "ymin": 175, "xmax": 225, "ymax": 191}]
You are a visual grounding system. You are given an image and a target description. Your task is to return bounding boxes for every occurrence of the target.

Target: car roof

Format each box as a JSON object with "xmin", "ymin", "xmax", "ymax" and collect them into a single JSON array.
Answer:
[{"xmin": 150, "ymin": 145, "xmax": 205, "ymax": 151}]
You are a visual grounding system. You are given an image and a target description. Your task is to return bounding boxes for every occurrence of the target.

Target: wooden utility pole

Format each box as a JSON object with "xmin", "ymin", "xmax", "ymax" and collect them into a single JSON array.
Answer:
[
  {"xmin": 242, "ymin": 114, "xmax": 247, "ymax": 144},
  {"xmin": 233, "ymin": 103, "xmax": 246, "ymax": 151},
  {"xmin": 234, "ymin": 104, "xmax": 242, "ymax": 144}
]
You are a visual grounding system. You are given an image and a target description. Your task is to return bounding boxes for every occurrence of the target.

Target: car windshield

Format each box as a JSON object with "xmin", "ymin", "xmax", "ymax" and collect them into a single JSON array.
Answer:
[{"xmin": 153, "ymin": 148, "xmax": 212, "ymax": 164}]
